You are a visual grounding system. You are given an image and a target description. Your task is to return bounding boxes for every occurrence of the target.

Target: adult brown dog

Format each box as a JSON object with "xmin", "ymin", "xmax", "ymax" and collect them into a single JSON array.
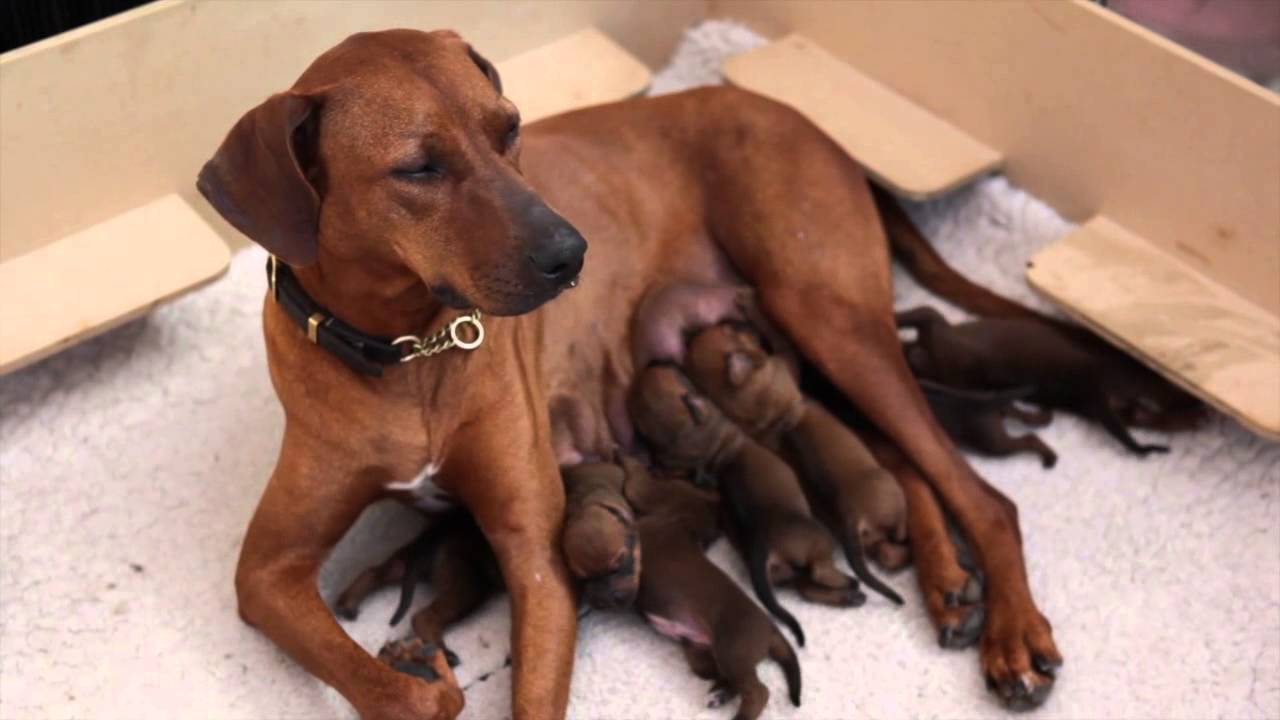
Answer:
[{"xmin": 198, "ymin": 29, "xmax": 1061, "ymax": 719}]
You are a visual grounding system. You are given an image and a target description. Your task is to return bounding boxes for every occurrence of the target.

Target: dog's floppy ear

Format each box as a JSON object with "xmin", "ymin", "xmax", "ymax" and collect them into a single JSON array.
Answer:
[
  {"xmin": 467, "ymin": 45, "xmax": 503, "ymax": 94},
  {"xmin": 197, "ymin": 92, "xmax": 320, "ymax": 266},
  {"xmin": 726, "ymin": 351, "xmax": 758, "ymax": 387}
]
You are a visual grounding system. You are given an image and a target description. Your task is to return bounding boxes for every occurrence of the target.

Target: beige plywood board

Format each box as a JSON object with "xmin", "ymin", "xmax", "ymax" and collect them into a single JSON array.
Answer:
[
  {"xmin": 0, "ymin": 194, "xmax": 230, "ymax": 374},
  {"xmin": 715, "ymin": 1, "xmax": 1280, "ymax": 317},
  {"xmin": 1028, "ymin": 217, "xmax": 1280, "ymax": 439},
  {"xmin": 0, "ymin": 0, "xmax": 702, "ymax": 260},
  {"xmin": 498, "ymin": 28, "xmax": 651, "ymax": 124},
  {"xmin": 723, "ymin": 34, "xmax": 1002, "ymax": 199}
]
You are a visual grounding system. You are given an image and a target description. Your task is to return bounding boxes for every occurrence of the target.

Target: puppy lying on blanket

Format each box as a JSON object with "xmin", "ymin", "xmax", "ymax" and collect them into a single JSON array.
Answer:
[
  {"xmin": 335, "ymin": 463, "xmax": 638, "ymax": 662},
  {"xmin": 621, "ymin": 456, "xmax": 802, "ymax": 720},
  {"xmin": 336, "ymin": 510, "xmax": 498, "ymax": 671},
  {"xmin": 629, "ymin": 363, "xmax": 864, "ymax": 648},
  {"xmin": 918, "ymin": 380, "xmax": 1059, "ymax": 468},
  {"xmin": 896, "ymin": 305, "xmax": 1177, "ymax": 456},
  {"xmin": 684, "ymin": 323, "xmax": 909, "ymax": 596}
]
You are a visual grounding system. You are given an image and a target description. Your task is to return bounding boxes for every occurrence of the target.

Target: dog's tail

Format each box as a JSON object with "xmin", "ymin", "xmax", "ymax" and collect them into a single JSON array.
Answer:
[
  {"xmin": 872, "ymin": 183, "xmax": 1048, "ymax": 322},
  {"xmin": 748, "ymin": 537, "xmax": 806, "ymax": 648},
  {"xmin": 388, "ymin": 519, "xmax": 455, "ymax": 626},
  {"xmin": 837, "ymin": 530, "xmax": 904, "ymax": 606},
  {"xmin": 770, "ymin": 631, "xmax": 803, "ymax": 707}
]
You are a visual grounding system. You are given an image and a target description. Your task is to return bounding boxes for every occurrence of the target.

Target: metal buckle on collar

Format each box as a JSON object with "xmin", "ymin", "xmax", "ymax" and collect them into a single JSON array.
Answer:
[{"xmin": 393, "ymin": 309, "xmax": 485, "ymax": 362}]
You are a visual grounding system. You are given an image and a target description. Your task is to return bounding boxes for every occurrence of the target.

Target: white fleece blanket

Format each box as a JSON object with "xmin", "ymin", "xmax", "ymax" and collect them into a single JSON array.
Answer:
[{"xmin": 2, "ymin": 20, "xmax": 1277, "ymax": 720}]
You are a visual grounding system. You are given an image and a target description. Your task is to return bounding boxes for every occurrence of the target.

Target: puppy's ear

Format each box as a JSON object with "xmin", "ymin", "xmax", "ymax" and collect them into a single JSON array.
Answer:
[
  {"xmin": 726, "ymin": 352, "xmax": 758, "ymax": 387},
  {"xmin": 467, "ymin": 45, "xmax": 503, "ymax": 94},
  {"xmin": 197, "ymin": 92, "xmax": 321, "ymax": 266},
  {"xmin": 681, "ymin": 393, "xmax": 710, "ymax": 426}
]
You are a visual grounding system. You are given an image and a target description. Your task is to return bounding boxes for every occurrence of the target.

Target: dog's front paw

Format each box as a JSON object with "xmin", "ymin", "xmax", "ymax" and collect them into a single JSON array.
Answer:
[
  {"xmin": 980, "ymin": 604, "xmax": 1061, "ymax": 711},
  {"xmin": 360, "ymin": 638, "xmax": 464, "ymax": 720}
]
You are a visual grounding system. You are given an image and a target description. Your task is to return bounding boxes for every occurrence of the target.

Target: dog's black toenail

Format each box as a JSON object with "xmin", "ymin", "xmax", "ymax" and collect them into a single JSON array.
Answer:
[
  {"xmin": 944, "ymin": 591, "xmax": 960, "ymax": 608},
  {"xmin": 939, "ymin": 626, "xmax": 956, "ymax": 648},
  {"xmin": 985, "ymin": 673, "xmax": 998, "ymax": 692},
  {"xmin": 337, "ymin": 607, "xmax": 358, "ymax": 621},
  {"xmin": 961, "ymin": 575, "xmax": 983, "ymax": 604},
  {"xmin": 413, "ymin": 642, "xmax": 440, "ymax": 660},
  {"xmin": 392, "ymin": 660, "xmax": 440, "ymax": 681},
  {"xmin": 939, "ymin": 604, "xmax": 986, "ymax": 649},
  {"xmin": 1032, "ymin": 654, "xmax": 1062, "ymax": 676},
  {"xmin": 444, "ymin": 648, "xmax": 461, "ymax": 667}
]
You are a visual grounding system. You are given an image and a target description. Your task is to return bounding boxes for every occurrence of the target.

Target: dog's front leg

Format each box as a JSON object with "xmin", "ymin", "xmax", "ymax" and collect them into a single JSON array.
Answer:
[
  {"xmin": 448, "ymin": 414, "xmax": 578, "ymax": 720},
  {"xmin": 237, "ymin": 425, "xmax": 464, "ymax": 720}
]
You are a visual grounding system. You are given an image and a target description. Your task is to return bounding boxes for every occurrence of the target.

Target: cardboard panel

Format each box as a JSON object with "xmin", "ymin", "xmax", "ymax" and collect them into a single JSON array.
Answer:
[
  {"xmin": 0, "ymin": 194, "xmax": 230, "ymax": 374},
  {"xmin": 0, "ymin": 0, "xmax": 702, "ymax": 260},
  {"xmin": 713, "ymin": 0, "xmax": 1280, "ymax": 317},
  {"xmin": 500, "ymin": 28, "xmax": 651, "ymax": 124},
  {"xmin": 1028, "ymin": 217, "xmax": 1280, "ymax": 439},
  {"xmin": 723, "ymin": 34, "xmax": 1002, "ymax": 199}
]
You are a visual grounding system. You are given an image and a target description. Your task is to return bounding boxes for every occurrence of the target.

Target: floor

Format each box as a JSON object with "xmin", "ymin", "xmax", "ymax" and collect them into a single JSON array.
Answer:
[{"xmin": 2, "ymin": 20, "xmax": 1278, "ymax": 720}]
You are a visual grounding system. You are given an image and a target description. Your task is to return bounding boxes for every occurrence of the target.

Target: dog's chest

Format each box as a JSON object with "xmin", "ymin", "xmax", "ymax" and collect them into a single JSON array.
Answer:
[{"xmin": 385, "ymin": 461, "xmax": 455, "ymax": 512}]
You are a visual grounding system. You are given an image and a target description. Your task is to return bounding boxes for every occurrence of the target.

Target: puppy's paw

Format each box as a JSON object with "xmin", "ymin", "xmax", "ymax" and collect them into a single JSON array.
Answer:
[
  {"xmin": 379, "ymin": 638, "xmax": 450, "ymax": 683},
  {"xmin": 706, "ymin": 681, "xmax": 734, "ymax": 709}
]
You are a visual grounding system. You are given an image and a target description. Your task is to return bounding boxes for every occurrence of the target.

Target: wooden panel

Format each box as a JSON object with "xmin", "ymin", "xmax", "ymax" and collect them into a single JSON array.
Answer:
[
  {"xmin": 713, "ymin": 0, "xmax": 1280, "ymax": 317},
  {"xmin": 0, "ymin": 194, "xmax": 231, "ymax": 374},
  {"xmin": 499, "ymin": 28, "xmax": 651, "ymax": 124},
  {"xmin": 0, "ymin": 0, "xmax": 703, "ymax": 260},
  {"xmin": 1028, "ymin": 217, "xmax": 1280, "ymax": 439},
  {"xmin": 723, "ymin": 34, "xmax": 1002, "ymax": 199}
]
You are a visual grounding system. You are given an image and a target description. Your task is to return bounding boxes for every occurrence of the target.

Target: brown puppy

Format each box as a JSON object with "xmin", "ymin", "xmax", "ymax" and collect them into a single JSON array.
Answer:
[
  {"xmin": 897, "ymin": 306, "xmax": 1185, "ymax": 456},
  {"xmin": 684, "ymin": 324, "xmax": 908, "ymax": 602},
  {"xmin": 200, "ymin": 30, "xmax": 1063, "ymax": 716},
  {"xmin": 560, "ymin": 461, "xmax": 640, "ymax": 610},
  {"xmin": 622, "ymin": 457, "xmax": 801, "ymax": 720},
  {"xmin": 629, "ymin": 363, "xmax": 865, "ymax": 647},
  {"xmin": 919, "ymin": 380, "xmax": 1058, "ymax": 468},
  {"xmin": 336, "ymin": 511, "xmax": 500, "ymax": 670}
]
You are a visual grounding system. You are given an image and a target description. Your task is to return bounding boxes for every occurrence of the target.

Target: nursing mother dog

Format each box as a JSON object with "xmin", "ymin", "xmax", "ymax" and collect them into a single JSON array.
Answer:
[{"xmin": 197, "ymin": 29, "xmax": 1060, "ymax": 720}]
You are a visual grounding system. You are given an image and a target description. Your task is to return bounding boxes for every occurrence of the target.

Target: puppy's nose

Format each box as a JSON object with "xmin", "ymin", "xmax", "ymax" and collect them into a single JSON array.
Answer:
[{"xmin": 528, "ymin": 224, "xmax": 586, "ymax": 286}]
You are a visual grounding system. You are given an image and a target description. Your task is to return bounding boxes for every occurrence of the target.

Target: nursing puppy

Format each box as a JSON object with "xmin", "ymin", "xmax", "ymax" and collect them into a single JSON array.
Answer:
[
  {"xmin": 336, "ymin": 511, "xmax": 500, "ymax": 669},
  {"xmin": 919, "ymin": 379, "xmax": 1059, "ymax": 468},
  {"xmin": 684, "ymin": 324, "xmax": 907, "ymax": 603},
  {"xmin": 622, "ymin": 457, "xmax": 801, "ymax": 720},
  {"xmin": 897, "ymin": 305, "xmax": 1190, "ymax": 455},
  {"xmin": 560, "ymin": 461, "xmax": 640, "ymax": 610},
  {"xmin": 629, "ymin": 364, "xmax": 864, "ymax": 647}
]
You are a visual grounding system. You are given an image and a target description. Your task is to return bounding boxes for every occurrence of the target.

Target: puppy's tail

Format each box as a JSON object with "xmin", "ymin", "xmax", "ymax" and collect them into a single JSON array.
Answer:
[
  {"xmin": 388, "ymin": 518, "xmax": 454, "ymax": 626},
  {"xmin": 769, "ymin": 632, "xmax": 803, "ymax": 707},
  {"xmin": 749, "ymin": 537, "xmax": 806, "ymax": 648},
  {"xmin": 837, "ymin": 531, "xmax": 904, "ymax": 606},
  {"xmin": 872, "ymin": 183, "xmax": 1049, "ymax": 322}
]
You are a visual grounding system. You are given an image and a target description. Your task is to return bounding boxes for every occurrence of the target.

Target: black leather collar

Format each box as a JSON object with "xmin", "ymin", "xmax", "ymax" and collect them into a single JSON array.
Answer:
[{"xmin": 267, "ymin": 257, "xmax": 406, "ymax": 376}]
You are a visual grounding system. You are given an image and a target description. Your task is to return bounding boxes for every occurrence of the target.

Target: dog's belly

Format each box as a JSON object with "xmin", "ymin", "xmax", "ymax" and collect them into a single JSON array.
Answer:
[{"xmin": 644, "ymin": 612, "xmax": 711, "ymax": 647}]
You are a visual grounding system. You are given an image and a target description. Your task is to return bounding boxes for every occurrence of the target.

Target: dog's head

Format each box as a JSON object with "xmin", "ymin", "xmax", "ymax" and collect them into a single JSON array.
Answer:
[
  {"xmin": 197, "ymin": 29, "xmax": 585, "ymax": 316},
  {"xmin": 628, "ymin": 364, "xmax": 738, "ymax": 471},
  {"xmin": 561, "ymin": 464, "xmax": 640, "ymax": 609},
  {"xmin": 685, "ymin": 324, "xmax": 801, "ymax": 435}
]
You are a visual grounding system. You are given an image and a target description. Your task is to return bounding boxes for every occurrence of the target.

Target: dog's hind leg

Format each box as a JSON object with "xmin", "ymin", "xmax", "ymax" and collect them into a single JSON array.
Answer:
[
  {"xmin": 972, "ymin": 413, "xmax": 1059, "ymax": 469},
  {"xmin": 705, "ymin": 95, "xmax": 1059, "ymax": 705}
]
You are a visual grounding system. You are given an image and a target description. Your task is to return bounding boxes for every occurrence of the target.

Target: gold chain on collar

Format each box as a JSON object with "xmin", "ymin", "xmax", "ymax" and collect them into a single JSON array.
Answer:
[{"xmin": 392, "ymin": 309, "xmax": 485, "ymax": 362}]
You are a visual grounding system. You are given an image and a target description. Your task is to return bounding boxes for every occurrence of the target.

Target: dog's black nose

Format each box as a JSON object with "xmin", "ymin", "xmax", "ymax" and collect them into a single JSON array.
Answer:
[{"xmin": 528, "ymin": 224, "xmax": 586, "ymax": 286}]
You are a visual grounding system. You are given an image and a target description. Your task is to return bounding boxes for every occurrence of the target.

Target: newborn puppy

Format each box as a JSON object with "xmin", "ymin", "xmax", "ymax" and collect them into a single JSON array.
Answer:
[
  {"xmin": 897, "ymin": 305, "xmax": 1183, "ymax": 455},
  {"xmin": 335, "ymin": 510, "xmax": 500, "ymax": 668},
  {"xmin": 622, "ymin": 457, "xmax": 801, "ymax": 720},
  {"xmin": 561, "ymin": 461, "xmax": 640, "ymax": 610},
  {"xmin": 630, "ymin": 364, "xmax": 865, "ymax": 647},
  {"xmin": 920, "ymin": 379, "xmax": 1058, "ymax": 468},
  {"xmin": 685, "ymin": 324, "xmax": 908, "ymax": 601}
]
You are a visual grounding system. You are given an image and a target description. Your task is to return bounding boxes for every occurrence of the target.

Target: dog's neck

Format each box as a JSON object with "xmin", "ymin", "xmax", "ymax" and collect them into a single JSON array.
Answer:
[{"xmin": 292, "ymin": 253, "xmax": 449, "ymax": 340}]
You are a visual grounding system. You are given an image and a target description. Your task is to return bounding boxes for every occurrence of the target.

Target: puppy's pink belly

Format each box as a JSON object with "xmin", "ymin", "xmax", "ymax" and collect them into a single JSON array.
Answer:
[{"xmin": 644, "ymin": 613, "xmax": 711, "ymax": 647}]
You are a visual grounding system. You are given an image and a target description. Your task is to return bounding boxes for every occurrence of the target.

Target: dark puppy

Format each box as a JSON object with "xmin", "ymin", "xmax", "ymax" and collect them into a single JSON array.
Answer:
[
  {"xmin": 684, "ymin": 324, "xmax": 907, "ymax": 602},
  {"xmin": 897, "ymin": 306, "xmax": 1181, "ymax": 455},
  {"xmin": 629, "ymin": 364, "xmax": 865, "ymax": 647},
  {"xmin": 622, "ymin": 457, "xmax": 801, "ymax": 720},
  {"xmin": 560, "ymin": 461, "xmax": 640, "ymax": 610},
  {"xmin": 919, "ymin": 379, "xmax": 1058, "ymax": 468},
  {"xmin": 336, "ymin": 511, "xmax": 500, "ymax": 668}
]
